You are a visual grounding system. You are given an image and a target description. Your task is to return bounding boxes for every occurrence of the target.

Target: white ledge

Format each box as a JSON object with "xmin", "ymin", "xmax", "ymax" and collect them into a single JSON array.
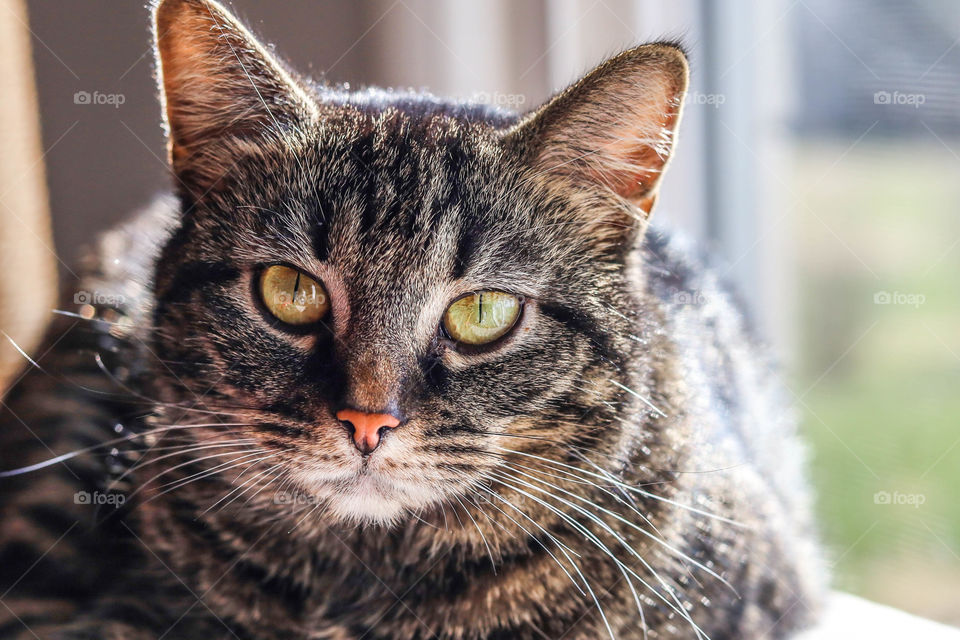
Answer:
[{"xmin": 796, "ymin": 592, "xmax": 960, "ymax": 638}]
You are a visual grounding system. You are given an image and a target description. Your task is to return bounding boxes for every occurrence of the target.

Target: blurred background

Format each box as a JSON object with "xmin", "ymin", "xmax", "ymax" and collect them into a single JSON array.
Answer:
[{"xmin": 1, "ymin": 0, "xmax": 958, "ymax": 626}]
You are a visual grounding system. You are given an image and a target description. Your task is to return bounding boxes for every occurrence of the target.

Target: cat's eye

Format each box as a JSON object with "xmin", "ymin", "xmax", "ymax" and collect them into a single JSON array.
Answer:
[
  {"xmin": 259, "ymin": 265, "xmax": 330, "ymax": 326},
  {"xmin": 443, "ymin": 291, "xmax": 522, "ymax": 346}
]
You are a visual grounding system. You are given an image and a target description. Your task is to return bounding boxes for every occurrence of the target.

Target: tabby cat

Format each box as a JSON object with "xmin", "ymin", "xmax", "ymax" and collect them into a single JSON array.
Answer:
[{"xmin": 0, "ymin": 0, "xmax": 823, "ymax": 638}]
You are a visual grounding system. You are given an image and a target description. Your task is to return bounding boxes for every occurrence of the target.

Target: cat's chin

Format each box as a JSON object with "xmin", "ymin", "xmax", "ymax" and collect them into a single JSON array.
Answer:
[
  {"xmin": 297, "ymin": 470, "xmax": 442, "ymax": 528},
  {"xmin": 325, "ymin": 491, "xmax": 409, "ymax": 527}
]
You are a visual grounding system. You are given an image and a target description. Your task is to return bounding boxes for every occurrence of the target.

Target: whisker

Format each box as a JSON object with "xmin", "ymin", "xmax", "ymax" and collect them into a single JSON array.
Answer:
[
  {"xmin": 451, "ymin": 493, "xmax": 497, "ymax": 574},
  {"xmin": 493, "ymin": 467, "xmax": 734, "ymax": 633},
  {"xmin": 241, "ymin": 466, "xmax": 287, "ymax": 507},
  {"xmin": 492, "ymin": 463, "xmax": 736, "ymax": 594},
  {"xmin": 93, "ymin": 353, "xmax": 244, "ymax": 418},
  {"xmin": 2, "ymin": 330, "xmax": 48, "ymax": 375},
  {"xmin": 471, "ymin": 478, "xmax": 617, "ymax": 640},
  {"xmin": 204, "ymin": 462, "xmax": 285, "ymax": 514},
  {"xmin": 288, "ymin": 498, "xmax": 326, "ymax": 534},
  {"xmin": 108, "ymin": 439, "xmax": 256, "ymax": 490},
  {"xmin": 0, "ymin": 423, "xmax": 255, "ymax": 478},
  {"xmin": 486, "ymin": 470, "xmax": 707, "ymax": 640},
  {"xmin": 608, "ymin": 380, "xmax": 667, "ymax": 418},
  {"xmin": 497, "ymin": 448, "xmax": 746, "ymax": 528},
  {"xmin": 130, "ymin": 449, "xmax": 270, "ymax": 500},
  {"xmin": 453, "ymin": 471, "xmax": 584, "ymax": 595},
  {"xmin": 138, "ymin": 452, "xmax": 281, "ymax": 507}
]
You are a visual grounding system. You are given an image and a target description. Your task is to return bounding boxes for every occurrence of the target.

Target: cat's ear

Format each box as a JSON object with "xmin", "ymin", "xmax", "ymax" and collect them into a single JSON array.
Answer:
[
  {"xmin": 506, "ymin": 43, "xmax": 688, "ymax": 220},
  {"xmin": 153, "ymin": 0, "xmax": 316, "ymax": 190}
]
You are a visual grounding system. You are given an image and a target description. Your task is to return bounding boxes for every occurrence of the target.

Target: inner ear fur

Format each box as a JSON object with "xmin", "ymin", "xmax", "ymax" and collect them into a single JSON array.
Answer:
[
  {"xmin": 153, "ymin": 0, "xmax": 316, "ymax": 189},
  {"xmin": 506, "ymin": 43, "xmax": 689, "ymax": 220}
]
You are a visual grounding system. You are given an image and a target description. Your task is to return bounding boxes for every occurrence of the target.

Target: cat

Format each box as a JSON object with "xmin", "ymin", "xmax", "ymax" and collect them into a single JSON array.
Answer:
[{"xmin": 0, "ymin": 0, "xmax": 824, "ymax": 638}]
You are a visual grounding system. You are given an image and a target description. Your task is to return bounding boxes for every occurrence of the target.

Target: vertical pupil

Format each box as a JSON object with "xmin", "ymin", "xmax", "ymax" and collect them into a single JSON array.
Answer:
[{"xmin": 477, "ymin": 293, "xmax": 483, "ymax": 323}]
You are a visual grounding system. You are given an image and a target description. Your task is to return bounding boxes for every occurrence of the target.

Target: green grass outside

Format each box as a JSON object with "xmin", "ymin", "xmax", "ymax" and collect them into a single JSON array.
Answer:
[{"xmin": 793, "ymin": 139, "xmax": 960, "ymax": 623}]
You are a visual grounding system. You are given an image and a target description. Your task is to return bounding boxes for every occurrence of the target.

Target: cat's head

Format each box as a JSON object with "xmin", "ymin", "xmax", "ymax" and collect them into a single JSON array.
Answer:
[{"xmin": 149, "ymin": 0, "xmax": 688, "ymax": 526}]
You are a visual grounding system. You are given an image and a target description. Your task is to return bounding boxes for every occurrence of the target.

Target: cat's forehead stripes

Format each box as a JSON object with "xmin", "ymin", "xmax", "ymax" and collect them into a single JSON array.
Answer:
[{"xmin": 305, "ymin": 116, "xmax": 505, "ymax": 284}]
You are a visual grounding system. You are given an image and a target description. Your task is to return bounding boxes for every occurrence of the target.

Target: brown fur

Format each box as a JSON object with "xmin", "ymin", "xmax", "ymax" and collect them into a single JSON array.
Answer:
[{"xmin": 0, "ymin": 1, "xmax": 823, "ymax": 638}]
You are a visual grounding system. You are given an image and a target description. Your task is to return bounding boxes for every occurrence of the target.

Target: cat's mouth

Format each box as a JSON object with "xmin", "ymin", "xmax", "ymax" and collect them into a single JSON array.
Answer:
[{"xmin": 254, "ymin": 413, "xmax": 462, "ymax": 526}]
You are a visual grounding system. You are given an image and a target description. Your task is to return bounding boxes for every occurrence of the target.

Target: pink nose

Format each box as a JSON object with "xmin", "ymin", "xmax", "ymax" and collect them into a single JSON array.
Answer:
[{"xmin": 336, "ymin": 408, "xmax": 401, "ymax": 455}]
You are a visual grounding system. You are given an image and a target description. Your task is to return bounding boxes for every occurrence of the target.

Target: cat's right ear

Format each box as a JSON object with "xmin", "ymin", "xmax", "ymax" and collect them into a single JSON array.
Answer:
[{"xmin": 153, "ymin": 0, "xmax": 316, "ymax": 194}]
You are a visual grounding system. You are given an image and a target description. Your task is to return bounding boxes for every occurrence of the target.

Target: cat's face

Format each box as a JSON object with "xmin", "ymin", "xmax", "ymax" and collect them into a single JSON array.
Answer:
[{"xmin": 150, "ymin": 0, "xmax": 687, "ymax": 525}]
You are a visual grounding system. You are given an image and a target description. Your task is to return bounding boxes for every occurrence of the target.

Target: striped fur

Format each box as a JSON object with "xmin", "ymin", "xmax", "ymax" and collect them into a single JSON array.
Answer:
[{"xmin": 0, "ymin": 1, "xmax": 823, "ymax": 638}]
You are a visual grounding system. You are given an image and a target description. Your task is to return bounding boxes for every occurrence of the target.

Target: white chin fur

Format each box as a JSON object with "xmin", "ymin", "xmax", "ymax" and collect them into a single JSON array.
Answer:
[
  {"xmin": 299, "ymin": 470, "xmax": 442, "ymax": 527},
  {"xmin": 326, "ymin": 490, "xmax": 408, "ymax": 526}
]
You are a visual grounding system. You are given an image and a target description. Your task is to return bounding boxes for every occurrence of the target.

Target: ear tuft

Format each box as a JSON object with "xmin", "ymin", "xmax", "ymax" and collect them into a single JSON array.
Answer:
[
  {"xmin": 507, "ymin": 43, "xmax": 689, "ymax": 219},
  {"xmin": 153, "ymin": 0, "xmax": 315, "ymax": 189}
]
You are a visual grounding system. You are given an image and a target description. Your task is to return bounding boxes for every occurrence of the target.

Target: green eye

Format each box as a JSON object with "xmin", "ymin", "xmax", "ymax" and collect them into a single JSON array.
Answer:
[
  {"xmin": 443, "ymin": 291, "xmax": 522, "ymax": 345},
  {"xmin": 259, "ymin": 265, "xmax": 330, "ymax": 325}
]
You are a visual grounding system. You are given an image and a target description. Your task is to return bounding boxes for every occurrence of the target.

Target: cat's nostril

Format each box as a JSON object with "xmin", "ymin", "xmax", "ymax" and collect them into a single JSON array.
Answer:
[{"xmin": 336, "ymin": 408, "xmax": 401, "ymax": 455}]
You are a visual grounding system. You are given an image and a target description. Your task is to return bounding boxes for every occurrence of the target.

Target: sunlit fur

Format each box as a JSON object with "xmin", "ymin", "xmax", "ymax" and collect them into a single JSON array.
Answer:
[{"xmin": 0, "ymin": 1, "xmax": 823, "ymax": 638}]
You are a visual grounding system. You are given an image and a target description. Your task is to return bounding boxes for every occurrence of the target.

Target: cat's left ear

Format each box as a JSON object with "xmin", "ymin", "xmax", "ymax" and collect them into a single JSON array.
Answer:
[
  {"xmin": 506, "ymin": 43, "xmax": 688, "ymax": 220},
  {"xmin": 153, "ymin": 0, "xmax": 316, "ymax": 192}
]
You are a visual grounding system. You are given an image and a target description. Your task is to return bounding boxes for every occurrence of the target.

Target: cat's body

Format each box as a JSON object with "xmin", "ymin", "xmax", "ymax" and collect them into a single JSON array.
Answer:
[{"xmin": 0, "ymin": 1, "xmax": 822, "ymax": 638}]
